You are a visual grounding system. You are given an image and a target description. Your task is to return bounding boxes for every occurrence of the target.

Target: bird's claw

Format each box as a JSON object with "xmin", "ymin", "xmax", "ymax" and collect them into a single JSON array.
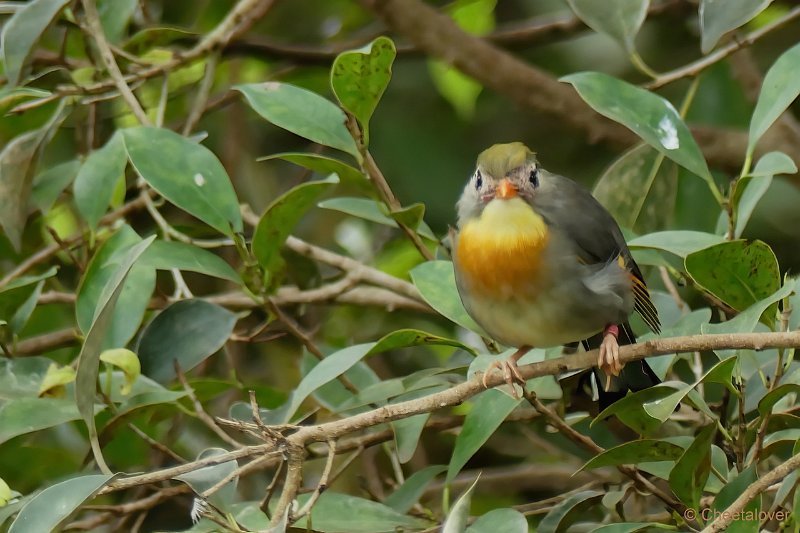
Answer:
[
  {"xmin": 482, "ymin": 358, "xmax": 526, "ymax": 399},
  {"xmin": 597, "ymin": 327, "xmax": 623, "ymax": 391}
]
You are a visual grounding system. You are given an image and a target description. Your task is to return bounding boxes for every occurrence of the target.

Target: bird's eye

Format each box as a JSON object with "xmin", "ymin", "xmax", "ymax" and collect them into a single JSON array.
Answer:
[
  {"xmin": 529, "ymin": 168, "xmax": 539, "ymax": 187},
  {"xmin": 475, "ymin": 170, "xmax": 483, "ymax": 190}
]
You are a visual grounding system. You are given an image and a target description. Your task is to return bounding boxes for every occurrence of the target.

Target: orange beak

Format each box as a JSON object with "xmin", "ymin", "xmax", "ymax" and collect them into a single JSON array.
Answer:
[{"xmin": 495, "ymin": 178, "xmax": 518, "ymax": 200}]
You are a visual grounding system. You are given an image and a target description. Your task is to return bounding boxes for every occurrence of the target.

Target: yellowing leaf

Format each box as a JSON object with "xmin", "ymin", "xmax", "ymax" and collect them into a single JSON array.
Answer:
[
  {"xmin": 100, "ymin": 348, "xmax": 141, "ymax": 395},
  {"xmin": 37, "ymin": 363, "xmax": 77, "ymax": 398}
]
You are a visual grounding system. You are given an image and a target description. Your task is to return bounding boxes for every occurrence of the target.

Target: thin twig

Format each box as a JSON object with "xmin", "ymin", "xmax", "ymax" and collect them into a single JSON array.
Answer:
[
  {"xmin": 293, "ymin": 439, "xmax": 336, "ymax": 520},
  {"xmin": 182, "ymin": 52, "xmax": 219, "ymax": 135}
]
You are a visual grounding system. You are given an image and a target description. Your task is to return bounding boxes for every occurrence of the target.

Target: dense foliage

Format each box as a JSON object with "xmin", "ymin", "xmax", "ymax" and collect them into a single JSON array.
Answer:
[{"xmin": 1, "ymin": 0, "xmax": 800, "ymax": 531}]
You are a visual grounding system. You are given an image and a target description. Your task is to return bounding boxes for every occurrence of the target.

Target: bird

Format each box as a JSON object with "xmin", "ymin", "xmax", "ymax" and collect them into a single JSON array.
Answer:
[{"xmin": 451, "ymin": 142, "xmax": 661, "ymax": 408}]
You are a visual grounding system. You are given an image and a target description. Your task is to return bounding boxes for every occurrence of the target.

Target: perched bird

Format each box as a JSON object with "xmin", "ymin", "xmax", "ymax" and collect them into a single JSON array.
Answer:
[{"xmin": 452, "ymin": 142, "xmax": 660, "ymax": 408}]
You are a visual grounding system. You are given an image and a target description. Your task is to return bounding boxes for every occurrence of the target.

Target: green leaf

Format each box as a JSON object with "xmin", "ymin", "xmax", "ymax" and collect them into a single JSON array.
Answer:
[
  {"xmin": 75, "ymin": 236, "xmax": 154, "ymax": 473},
  {"xmin": 0, "ymin": 357, "xmax": 57, "ymax": 399},
  {"xmin": 566, "ymin": 0, "xmax": 648, "ymax": 53},
  {"xmin": 562, "ymin": 72, "xmax": 718, "ymax": 200},
  {"xmin": 443, "ymin": 477, "xmax": 480, "ymax": 533},
  {"xmin": 711, "ymin": 465, "xmax": 759, "ymax": 533},
  {"xmin": 384, "ymin": 465, "xmax": 446, "ymax": 513},
  {"xmin": 137, "ymin": 299, "xmax": 237, "ymax": 383},
  {"xmin": 252, "ymin": 175, "xmax": 339, "ymax": 280},
  {"xmin": 410, "ymin": 260, "xmax": 485, "ymax": 336},
  {"xmin": 99, "ymin": 349, "xmax": 140, "ymax": 395},
  {"xmin": 0, "ymin": 0, "xmax": 71, "ymax": 86},
  {"xmin": 235, "ymin": 83, "xmax": 360, "ymax": 161},
  {"xmin": 331, "ymin": 36, "xmax": 396, "ymax": 146},
  {"xmin": 700, "ymin": 0, "xmax": 770, "ymax": 53},
  {"xmin": 0, "ymin": 397, "xmax": 87, "ymax": 445},
  {"xmin": 538, "ymin": 490, "xmax": 604, "ymax": 533},
  {"xmin": 0, "ymin": 130, "xmax": 43, "ymax": 251},
  {"xmin": 76, "ymin": 225, "xmax": 156, "ymax": 349},
  {"xmin": 759, "ymin": 383, "xmax": 800, "ymax": 416},
  {"xmin": 139, "ymin": 240, "xmax": 240, "ymax": 282},
  {"xmin": 97, "ymin": 0, "xmax": 137, "ymax": 43},
  {"xmin": 293, "ymin": 491, "xmax": 429, "ymax": 532},
  {"xmin": 748, "ymin": 42, "xmax": 800, "ymax": 157},
  {"xmin": 175, "ymin": 448, "xmax": 237, "ymax": 508},
  {"xmin": 73, "ymin": 132, "xmax": 127, "ymax": 228},
  {"xmin": 734, "ymin": 151, "xmax": 796, "ymax": 238},
  {"xmin": 594, "ymin": 386, "xmax": 675, "ymax": 434},
  {"xmin": 447, "ymin": 389, "xmax": 521, "ymax": 482},
  {"xmin": 593, "ymin": 144, "xmax": 677, "ymax": 233},
  {"xmin": 319, "ymin": 197, "xmax": 437, "ymax": 240},
  {"xmin": 8, "ymin": 474, "xmax": 114, "ymax": 533},
  {"xmin": 123, "ymin": 127, "xmax": 243, "ymax": 236},
  {"xmin": 669, "ymin": 424, "xmax": 716, "ymax": 509},
  {"xmin": 31, "ymin": 159, "xmax": 80, "ymax": 213},
  {"xmin": 257, "ymin": 152, "xmax": 365, "ymax": 184},
  {"xmin": 629, "ymin": 230, "xmax": 725, "ymax": 257},
  {"xmin": 0, "ymin": 267, "xmax": 57, "ymax": 334},
  {"xmin": 685, "ymin": 240, "xmax": 780, "ymax": 325},
  {"xmin": 283, "ymin": 329, "xmax": 471, "ymax": 423},
  {"xmin": 466, "ymin": 508, "xmax": 527, "ymax": 533},
  {"xmin": 580, "ymin": 440, "xmax": 685, "ymax": 471}
]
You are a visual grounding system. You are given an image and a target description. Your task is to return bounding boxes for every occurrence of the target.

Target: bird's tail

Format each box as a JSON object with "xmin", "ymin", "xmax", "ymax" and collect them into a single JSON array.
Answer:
[{"xmin": 581, "ymin": 322, "xmax": 660, "ymax": 411}]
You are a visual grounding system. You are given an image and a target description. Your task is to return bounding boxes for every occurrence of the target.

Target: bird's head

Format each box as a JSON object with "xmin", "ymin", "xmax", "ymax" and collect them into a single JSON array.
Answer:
[{"xmin": 457, "ymin": 142, "xmax": 542, "ymax": 224}]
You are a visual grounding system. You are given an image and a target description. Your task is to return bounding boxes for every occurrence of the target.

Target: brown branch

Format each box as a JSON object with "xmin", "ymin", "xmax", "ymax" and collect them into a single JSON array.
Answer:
[
  {"xmin": 358, "ymin": 0, "xmax": 800, "ymax": 169},
  {"xmin": 14, "ymin": 328, "xmax": 79, "ymax": 355},
  {"xmin": 701, "ymin": 452, "xmax": 800, "ymax": 533}
]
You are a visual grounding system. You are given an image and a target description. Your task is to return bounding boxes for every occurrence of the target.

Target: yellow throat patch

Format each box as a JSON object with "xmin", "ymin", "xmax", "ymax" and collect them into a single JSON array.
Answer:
[{"xmin": 456, "ymin": 197, "xmax": 549, "ymax": 295}]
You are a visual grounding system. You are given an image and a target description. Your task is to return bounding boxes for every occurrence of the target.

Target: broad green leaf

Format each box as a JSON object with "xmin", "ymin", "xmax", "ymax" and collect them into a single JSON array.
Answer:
[
  {"xmin": 0, "ymin": 267, "xmax": 57, "ymax": 332},
  {"xmin": 175, "ymin": 448, "xmax": 237, "ymax": 508},
  {"xmin": 700, "ymin": 0, "xmax": 771, "ymax": 53},
  {"xmin": 75, "ymin": 236, "xmax": 153, "ymax": 473},
  {"xmin": 8, "ymin": 474, "xmax": 113, "ymax": 533},
  {"xmin": 447, "ymin": 389, "xmax": 521, "ymax": 482},
  {"xmin": 0, "ymin": 0, "xmax": 71, "ymax": 86},
  {"xmin": 283, "ymin": 329, "xmax": 471, "ymax": 423},
  {"xmin": 466, "ymin": 509, "xmax": 527, "ymax": 533},
  {"xmin": 748, "ymin": 42, "xmax": 800, "ymax": 156},
  {"xmin": 384, "ymin": 465, "xmax": 446, "ymax": 513},
  {"xmin": 139, "ymin": 240, "xmax": 240, "ymax": 282},
  {"xmin": 567, "ymin": 0, "xmax": 648, "ymax": 53},
  {"xmin": 0, "ymin": 358, "xmax": 56, "ymax": 400},
  {"xmin": 292, "ymin": 491, "xmax": 429, "ymax": 532},
  {"xmin": 392, "ymin": 399, "xmax": 434, "ymax": 463},
  {"xmin": 73, "ymin": 132, "xmax": 127, "ymax": 228},
  {"xmin": 429, "ymin": 0, "xmax": 495, "ymax": 119},
  {"xmin": 137, "ymin": 299, "xmax": 237, "ymax": 383},
  {"xmin": 319, "ymin": 197, "xmax": 437, "ymax": 240},
  {"xmin": 593, "ymin": 144, "xmax": 677, "ymax": 233},
  {"xmin": 629, "ymin": 230, "xmax": 725, "ymax": 257},
  {"xmin": 37, "ymin": 363, "xmax": 76, "ymax": 397},
  {"xmin": 331, "ymin": 36, "xmax": 396, "ymax": 146},
  {"xmin": 97, "ymin": 0, "xmax": 137, "ymax": 43},
  {"xmin": 0, "ymin": 130, "xmax": 42, "ymax": 251},
  {"xmin": 442, "ymin": 477, "xmax": 480, "ymax": 533},
  {"xmin": 99, "ymin": 349, "xmax": 140, "ymax": 395},
  {"xmin": 123, "ymin": 127, "xmax": 243, "ymax": 236},
  {"xmin": 76, "ymin": 225, "xmax": 156, "ymax": 349},
  {"xmin": 644, "ymin": 359, "xmax": 737, "ymax": 421},
  {"xmin": 252, "ymin": 175, "xmax": 338, "ymax": 281},
  {"xmin": 580, "ymin": 440, "xmax": 684, "ymax": 471},
  {"xmin": 759, "ymin": 383, "xmax": 800, "ymax": 416},
  {"xmin": 0, "ymin": 397, "xmax": 87, "ymax": 445},
  {"xmin": 711, "ymin": 465, "xmax": 759, "ymax": 533},
  {"xmin": 31, "ymin": 159, "xmax": 80, "ymax": 213},
  {"xmin": 257, "ymin": 152, "xmax": 365, "ymax": 184},
  {"xmin": 538, "ymin": 490, "xmax": 604, "ymax": 533},
  {"xmin": 669, "ymin": 424, "xmax": 716, "ymax": 509},
  {"xmin": 593, "ymin": 386, "xmax": 675, "ymax": 434},
  {"xmin": 562, "ymin": 72, "xmax": 718, "ymax": 200},
  {"xmin": 685, "ymin": 240, "xmax": 780, "ymax": 325},
  {"xmin": 236, "ymin": 83, "xmax": 360, "ymax": 161},
  {"xmin": 734, "ymin": 151, "xmax": 797, "ymax": 238},
  {"xmin": 410, "ymin": 260, "xmax": 485, "ymax": 336},
  {"xmin": 390, "ymin": 203, "xmax": 426, "ymax": 231}
]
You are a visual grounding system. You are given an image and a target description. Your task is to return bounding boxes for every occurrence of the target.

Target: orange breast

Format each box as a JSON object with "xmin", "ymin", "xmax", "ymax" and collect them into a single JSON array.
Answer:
[{"xmin": 456, "ymin": 198, "xmax": 550, "ymax": 297}]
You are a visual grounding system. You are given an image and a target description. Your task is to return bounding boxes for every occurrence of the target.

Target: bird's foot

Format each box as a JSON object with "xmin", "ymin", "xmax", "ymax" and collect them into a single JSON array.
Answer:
[
  {"xmin": 482, "ymin": 346, "xmax": 530, "ymax": 399},
  {"xmin": 597, "ymin": 324, "xmax": 623, "ymax": 391}
]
